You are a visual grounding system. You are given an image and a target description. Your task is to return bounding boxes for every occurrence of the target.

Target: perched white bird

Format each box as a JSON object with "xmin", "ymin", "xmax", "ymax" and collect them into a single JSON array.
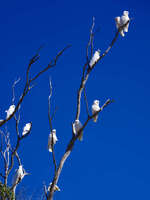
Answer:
[
  {"xmin": 48, "ymin": 182, "xmax": 60, "ymax": 192},
  {"xmin": 48, "ymin": 129, "xmax": 58, "ymax": 152},
  {"xmin": 5, "ymin": 105, "xmax": 15, "ymax": 119},
  {"xmin": 89, "ymin": 49, "xmax": 100, "ymax": 68},
  {"xmin": 12, "ymin": 165, "xmax": 24, "ymax": 186},
  {"xmin": 92, "ymin": 100, "xmax": 100, "ymax": 122},
  {"xmin": 22, "ymin": 122, "xmax": 32, "ymax": 136},
  {"xmin": 12, "ymin": 165, "xmax": 28, "ymax": 194},
  {"xmin": 115, "ymin": 11, "xmax": 130, "ymax": 37},
  {"xmin": 73, "ymin": 120, "xmax": 83, "ymax": 141}
]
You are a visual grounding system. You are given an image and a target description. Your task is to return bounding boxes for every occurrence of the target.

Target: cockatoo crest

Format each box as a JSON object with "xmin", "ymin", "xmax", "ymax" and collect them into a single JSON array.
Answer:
[
  {"xmin": 93, "ymin": 100, "xmax": 99, "ymax": 106},
  {"xmin": 123, "ymin": 11, "xmax": 129, "ymax": 16}
]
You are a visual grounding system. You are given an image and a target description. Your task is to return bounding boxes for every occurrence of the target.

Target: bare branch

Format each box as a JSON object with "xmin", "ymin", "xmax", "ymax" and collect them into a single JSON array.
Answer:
[
  {"xmin": 43, "ymin": 184, "xmax": 48, "ymax": 200},
  {"xmin": 89, "ymin": 20, "xmax": 130, "ymax": 70},
  {"xmin": 15, "ymin": 152, "xmax": 22, "ymax": 166},
  {"xmin": 48, "ymin": 78, "xmax": 53, "ymax": 132},
  {"xmin": 48, "ymin": 79, "xmax": 57, "ymax": 173},
  {"xmin": 0, "ymin": 45, "xmax": 71, "ymax": 127},
  {"xmin": 75, "ymin": 70, "xmax": 89, "ymax": 120},
  {"xmin": 48, "ymin": 18, "xmax": 126, "ymax": 199},
  {"xmin": 51, "ymin": 145, "xmax": 57, "ymax": 174},
  {"xmin": 30, "ymin": 45, "xmax": 71, "ymax": 83},
  {"xmin": 48, "ymin": 99, "xmax": 112, "ymax": 200},
  {"xmin": 75, "ymin": 20, "xmax": 130, "ymax": 121},
  {"xmin": 14, "ymin": 113, "xmax": 20, "ymax": 137},
  {"xmin": 8, "ymin": 131, "xmax": 31, "ymax": 176},
  {"xmin": 83, "ymin": 87, "xmax": 90, "ymax": 117},
  {"xmin": 12, "ymin": 78, "xmax": 21, "ymax": 105},
  {"xmin": 51, "ymin": 107, "xmax": 58, "ymax": 121},
  {"xmin": 86, "ymin": 17, "xmax": 95, "ymax": 62}
]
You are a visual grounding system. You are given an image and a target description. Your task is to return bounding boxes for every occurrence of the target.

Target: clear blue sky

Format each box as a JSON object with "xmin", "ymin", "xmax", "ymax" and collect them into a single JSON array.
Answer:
[{"xmin": 0, "ymin": 0, "xmax": 150, "ymax": 199}]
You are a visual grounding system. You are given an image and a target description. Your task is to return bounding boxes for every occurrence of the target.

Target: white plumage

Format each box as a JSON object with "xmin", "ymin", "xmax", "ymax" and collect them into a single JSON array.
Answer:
[
  {"xmin": 115, "ymin": 11, "xmax": 130, "ymax": 37},
  {"xmin": 22, "ymin": 122, "xmax": 32, "ymax": 136},
  {"xmin": 89, "ymin": 50, "xmax": 100, "ymax": 68},
  {"xmin": 73, "ymin": 120, "xmax": 83, "ymax": 141},
  {"xmin": 5, "ymin": 105, "xmax": 15, "ymax": 119},
  {"xmin": 92, "ymin": 100, "xmax": 100, "ymax": 122},
  {"xmin": 48, "ymin": 129, "xmax": 58, "ymax": 152},
  {"xmin": 12, "ymin": 165, "xmax": 28, "ymax": 194},
  {"xmin": 12, "ymin": 165, "xmax": 24, "ymax": 186},
  {"xmin": 48, "ymin": 183, "xmax": 60, "ymax": 192}
]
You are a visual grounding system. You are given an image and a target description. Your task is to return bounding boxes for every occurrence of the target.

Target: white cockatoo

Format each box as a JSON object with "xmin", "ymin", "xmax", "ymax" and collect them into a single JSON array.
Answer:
[
  {"xmin": 12, "ymin": 165, "xmax": 28, "ymax": 194},
  {"xmin": 73, "ymin": 120, "xmax": 83, "ymax": 141},
  {"xmin": 115, "ymin": 11, "xmax": 130, "ymax": 37},
  {"xmin": 48, "ymin": 129, "xmax": 58, "ymax": 152},
  {"xmin": 5, "ymin": 105, "xmax": 15, "ymax": 119},
  {"xmin": 92, "ymin": 100, "xmax": 100, "ymax": 122},
  {"xmin": 22, "ymin": 122, "xmax": 32, "ymax": 136},
  {"xmin": 48, "ymin": 182, "xmax": 60, "ymax": 192},
  {"xmin": 89, "ymin": 49, "xmax": 100, "ymax": 68}
]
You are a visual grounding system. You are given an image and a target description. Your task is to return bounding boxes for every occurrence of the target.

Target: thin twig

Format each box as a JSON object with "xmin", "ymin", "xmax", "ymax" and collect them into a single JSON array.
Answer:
[
  {"xmin": 43, "ymin": 184, "xmax": 48, "ymax": 200},
  {"xmin": 0, "ymin": 45, "xmax": 71, "ymax": 127},
  {"xmin": 7, "ymin": 132, "xmax": 30, "ymax": 176},
  {"xmin": 12, "ymin": 78, "xmax": 21, "ymax": 105},
  {"xmin": 14, "ymin": 113, "xmax": 20, "ymax": 137},
  {"xmin": 83, "ymin": 87, "xmax": 90, "ymax": 117},
  {"xmin": 15, "ymin": 152, "xmax": 22, "ymax": 166},
  {"xmin": 51, "ymin": 145, "xmax": 57, "ymax": 174},
  {"xmin": 48, "ymin": 79, "xmax": 57, "ymax": 173},
  {"xmin": 30, "ymin": 45, "xmax": 71, "ymax": 83},
  {"xmin": 86, "ymin": 17, "xmax": 95, "ymax": 62},
  {"xmin": 51, "ymin": 107, "xmax": 58, "ymax": 121},
  {"xmin": 48, "ymin": 79, "xmax": 53, "ymax": 132}
]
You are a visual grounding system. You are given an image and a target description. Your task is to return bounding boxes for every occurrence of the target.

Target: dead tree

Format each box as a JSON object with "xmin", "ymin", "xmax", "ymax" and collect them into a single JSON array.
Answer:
[{"xmin": 0, "ymin": 11, "xmax": 131, "ymax": 200}]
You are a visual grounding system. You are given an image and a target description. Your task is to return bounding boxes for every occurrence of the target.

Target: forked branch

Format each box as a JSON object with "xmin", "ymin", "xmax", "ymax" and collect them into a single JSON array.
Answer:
[{"xmin": 0, "ymin": 45, "xmax": 71, "ymax": 127}]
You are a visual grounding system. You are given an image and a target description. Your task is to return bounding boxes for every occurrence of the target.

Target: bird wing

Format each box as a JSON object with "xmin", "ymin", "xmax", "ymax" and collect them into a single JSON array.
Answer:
[
  {"xmin": 92, "ymin": 104, "xmax": 100, "ymax": 113},
  {"xmin": 72, "ymin": 123, "xmax": 76, "ymax": 134},
  {"xmin": 48, "ymin": 134, "xmax": 52, "ymax": 152},
  {"xmin": 53, "ymin": 134, "xmax": 58, "ymax": 144}
]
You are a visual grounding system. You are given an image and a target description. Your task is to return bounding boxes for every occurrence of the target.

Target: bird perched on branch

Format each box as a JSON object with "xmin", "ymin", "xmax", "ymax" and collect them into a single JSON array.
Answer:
[
  {"xmin": 22, "ymin": 122, "xmax": 32, "ymax": 136},
  {"xmin": 92, "ymin": 100, "xmax": 100, "ymax": 122},
  {"xmin": 89, "ymin": 49, "xmax": 100, "ymax": 68},
  {"xmin": 115, "ymin": 11, "xmax": 130, "ymax": 37},
  {"xmin": 73, "ymin": 120, "xmax": 83, "ymax": 141},
  {"xmin": 48, "ymin": 183, "xmax": 60, "ymax": 192},
  {"xmin": 5, "ymin": 105, "xmax": 15, "ymax": 119},
  {"xmin": 48, "ymin": 129, "xmax": 58, "ymax": 152},
  {"xmin": 12, "ymin": 165, "xmax": 28, "ymax": 194}
]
